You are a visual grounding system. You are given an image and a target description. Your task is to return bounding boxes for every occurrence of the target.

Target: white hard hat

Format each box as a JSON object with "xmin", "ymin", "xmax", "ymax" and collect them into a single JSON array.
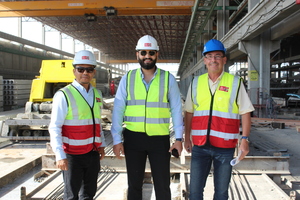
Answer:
[
  {"xmin": 136, "ymin": 35, "xmax": 159, "ymax": 51},
  {"xmin": 73, "ymin": 50, "xmax": 97, "ymax": 66}
]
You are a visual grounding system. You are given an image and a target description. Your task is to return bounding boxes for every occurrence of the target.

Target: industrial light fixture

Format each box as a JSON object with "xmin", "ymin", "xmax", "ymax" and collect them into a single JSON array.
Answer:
[
  {"xmin": 104, "ymin": 6, "xmax": 117, "ymax": 16},
  {"xmin": 85, "ymin": 13, "xmax": 97, "ymax": 22}
]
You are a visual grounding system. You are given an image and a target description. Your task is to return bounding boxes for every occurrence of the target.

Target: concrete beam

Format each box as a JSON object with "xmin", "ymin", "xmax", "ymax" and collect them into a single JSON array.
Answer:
[
  {"xmin": 42, "ymin": 154, "xmax": 290, "ymax": 174},
  {"xmin": 271, "ymin": 10, "xmax": 300, "ymax": 40},
  {"xmin": 222, "ymin": 0, "xmax": 297, "ymax": 50},
  {"xmin": 0, "ymin": 156, "xmax": 41, "ymax": 188}
]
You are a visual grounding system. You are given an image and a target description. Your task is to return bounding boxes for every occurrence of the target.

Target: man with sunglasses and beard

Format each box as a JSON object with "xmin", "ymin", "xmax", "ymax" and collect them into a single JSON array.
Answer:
[
  {"xmin": 49, "ymin": 50, "xmax": 106, "ymax": 200},
  {"xmin": 111, "ymin": 35, "xmax": 184, "ymax": 200}
]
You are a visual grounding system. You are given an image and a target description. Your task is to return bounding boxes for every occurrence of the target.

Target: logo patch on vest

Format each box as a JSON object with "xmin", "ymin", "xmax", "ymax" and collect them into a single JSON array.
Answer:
[
  {"xmin": 219, "ymin": 86, "xmax": 229, "ymax": 92},
  {"xmin": 96, "ymin": 97, "xmax": 101, "ymax": 102}
]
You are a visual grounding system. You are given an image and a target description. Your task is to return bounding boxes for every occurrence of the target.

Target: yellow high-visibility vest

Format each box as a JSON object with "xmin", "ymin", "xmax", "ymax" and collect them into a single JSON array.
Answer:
[
  {"xmin": 124, "ymin": 68, "xmax": 171, "ymax": 136},
  {"xmin": 191, "ymin": 72, "xmax": 241, "ymax": 148}
]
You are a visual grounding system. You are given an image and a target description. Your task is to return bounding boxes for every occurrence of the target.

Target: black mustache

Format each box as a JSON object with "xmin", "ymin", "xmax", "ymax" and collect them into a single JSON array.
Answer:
[{"xmin": 143, "ymin": 58, "xmax": 153, "ymax": 61}]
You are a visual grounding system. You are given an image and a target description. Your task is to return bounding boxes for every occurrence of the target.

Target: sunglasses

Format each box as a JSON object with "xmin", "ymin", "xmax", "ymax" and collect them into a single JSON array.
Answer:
[
  {"xmin": 140, "ymin": 50, "xmax": 157, "ymax": 56},
  {"xmin": 75, "ymin": 67, "xmax": 95, "ymax": 73}
]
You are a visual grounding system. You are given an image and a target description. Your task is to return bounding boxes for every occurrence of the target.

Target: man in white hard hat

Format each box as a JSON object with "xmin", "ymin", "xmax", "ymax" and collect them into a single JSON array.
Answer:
[
  {"xmin": 49, "ymin": 50, "xmax": 106, "ymax": 200},
  {"xmin": 111, "ymin": 35, "xmax": 184, "ymax": 200},
  {"xmin": 184, "ymin": 39, "xmax": 254, "ymax": 200}
]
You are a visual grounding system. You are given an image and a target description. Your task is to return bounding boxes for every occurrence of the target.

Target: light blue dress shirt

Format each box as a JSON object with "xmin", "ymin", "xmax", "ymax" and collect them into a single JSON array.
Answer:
[{"xmin": 111, "ymin": 67, "xmax": 184, "ymax": 145}]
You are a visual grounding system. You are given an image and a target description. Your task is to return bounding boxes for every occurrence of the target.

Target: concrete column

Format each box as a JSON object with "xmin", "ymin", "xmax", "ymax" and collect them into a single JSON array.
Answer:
[
  {"xmin": 18, "ymin": 17, "xmax": 22, "ymax": 38},
  {"xmin": 72, "ymin": 39, "xmax": 75, "ymax": 54},
  {"xmin": 59, "ymin": 32, "xmax": 62, "ymax": 51},
  {"xmin": 239, "ymin": 30, "xmax": 279, "ymax": 117},
  {"xmin": 225, "ymin": 60, "xmax": 234, "ymax": 73},
  {"xmin": 217, "ymin": 0, "xmax": 229, "ymax": 39},
  {"xmin": 42, "ymin": 25, "xmax": 45, "ymax": 45},
  {"xmin": 98, "ymin": 51, "xmax": 102, "ymax": 62}
]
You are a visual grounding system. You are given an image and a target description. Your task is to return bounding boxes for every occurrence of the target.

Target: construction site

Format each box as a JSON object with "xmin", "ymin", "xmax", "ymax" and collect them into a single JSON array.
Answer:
[{"xmin": 0, "ymin": 0, "xmax": 300, "ymax": 199}]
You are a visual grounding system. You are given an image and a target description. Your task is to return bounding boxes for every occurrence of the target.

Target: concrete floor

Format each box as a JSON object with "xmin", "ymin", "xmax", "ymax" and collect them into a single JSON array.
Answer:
[{"xmin": 1, "ymin": 112, "xmax": 300, "ymax": 199}]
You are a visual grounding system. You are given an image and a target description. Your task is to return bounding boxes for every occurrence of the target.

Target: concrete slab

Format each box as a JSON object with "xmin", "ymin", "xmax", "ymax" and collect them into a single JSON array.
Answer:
[
  {"xmin": 29, "ymin": 171, "xmax": 182, "ymax": 200},
  {"xmin": 1, "ymin": 119, "xmax": 300, "ymax": 199},
  {"xmin": 0, "ymin": 141, "xmax": 46, "ymax": 188},
  {"xmin": 185, "ymin": 173, "xmax": 290, "ymax": 200}
]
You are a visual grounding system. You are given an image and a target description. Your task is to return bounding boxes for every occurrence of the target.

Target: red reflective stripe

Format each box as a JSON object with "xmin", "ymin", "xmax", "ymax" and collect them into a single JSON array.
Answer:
[
  {"xmin": 211, "ymin": 116, "xmax": 240, "ymax": 133},
  {"xmin": 62, "ymin": 123, "xmax": 102, "ymax": 154},
  {"xmin": 192, "ymin": 135, "xmax": 237, "ymax": 148},
  {"xmin": 62, "ymin": 124, "xmax": 101, "ymax": 139},
  {"xmin": 63, "ymin": 143, "xmax": 94, "ymax": 154},
  {"xmin": 192, "ymin": 116, "xmax": 239, "ymax": 133},
  {"xmin": 210, "ymin": 136, "xmax": 237, "ymax": 148},
  {"xmin": 192, "ymin": 135, "xmax": 206, "ymax": 146},
  {"xmin": 191, "ymin": 116, "xmax": 209, "ymax": 130}
]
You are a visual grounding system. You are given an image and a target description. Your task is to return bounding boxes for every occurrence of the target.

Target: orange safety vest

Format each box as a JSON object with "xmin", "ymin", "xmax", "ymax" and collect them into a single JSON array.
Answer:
[
  {"xmin": 191, "ymin": 72, "xmax": 241, "ymax": 148},
  {"xmin": 61, "ymin": 84, "xmax": 103, "ymax": 154}
]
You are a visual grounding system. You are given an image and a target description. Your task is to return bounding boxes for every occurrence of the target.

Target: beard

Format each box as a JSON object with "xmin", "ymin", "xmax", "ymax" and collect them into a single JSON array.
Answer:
[{"xmin": 138, "ymin": 57, "xmax": 157, "ymax": 70}]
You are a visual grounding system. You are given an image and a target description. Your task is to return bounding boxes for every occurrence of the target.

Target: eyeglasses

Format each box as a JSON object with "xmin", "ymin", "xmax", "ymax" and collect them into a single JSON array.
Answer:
[
  {"xmin": 139, "ymin": 50, "xmax": 157, "ymax": 56},
  {"xmin": 75, "ymin": 67, "xmax": 95, "ymax": 73},
  {"xmin": 204, "ymin": 55, "xmax": 224, "ymax": 60}
]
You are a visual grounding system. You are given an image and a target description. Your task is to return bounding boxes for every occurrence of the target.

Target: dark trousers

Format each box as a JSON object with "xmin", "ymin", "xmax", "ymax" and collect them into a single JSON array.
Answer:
[
  {"xmin": 123, "ymin": 128, "xmax": 171, "ymax": 200},
  {"xmin": 63, "ymin": 150, "xmax": 100, "ymax": 200}
]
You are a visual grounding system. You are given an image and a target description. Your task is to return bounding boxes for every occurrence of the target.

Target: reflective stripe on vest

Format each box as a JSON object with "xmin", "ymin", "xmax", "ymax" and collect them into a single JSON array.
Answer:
[
  {"xmin": 191, "ymin": 72, "xmax": 241, "ymax": 148},
  {"xmin": 124, "ymin": 68, "xmax": 170, "ymax": 136},
  {"xmin": 61, "ymin": 84, "xmax": 102, "ymax": 154}
]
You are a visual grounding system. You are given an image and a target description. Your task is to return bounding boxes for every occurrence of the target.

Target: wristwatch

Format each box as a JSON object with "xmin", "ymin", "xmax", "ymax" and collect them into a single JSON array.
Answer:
[
  {"xmin": 241, "ymin": 136, "xmax": 249, "ymax": 142},
  {"xmin": 176, "ymin": 138, "xmax": 184, "ymax": 142}
]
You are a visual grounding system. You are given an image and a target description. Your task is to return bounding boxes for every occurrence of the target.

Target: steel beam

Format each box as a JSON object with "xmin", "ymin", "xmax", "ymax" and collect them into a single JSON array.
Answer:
[{"xmin": 0, "ymin": 0, "xmax": 193, "ymax": 17}]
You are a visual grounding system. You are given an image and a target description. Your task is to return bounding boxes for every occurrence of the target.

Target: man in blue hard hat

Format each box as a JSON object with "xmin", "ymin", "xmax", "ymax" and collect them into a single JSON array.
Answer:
[{"xmin": 184, "ymin": 39, "xmax": 255, "ymax": 200}]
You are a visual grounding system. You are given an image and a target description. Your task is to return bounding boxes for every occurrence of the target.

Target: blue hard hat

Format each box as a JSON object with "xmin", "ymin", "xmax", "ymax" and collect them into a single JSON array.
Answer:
[{"xmin": 202, "ymin": 39, "xmax": 226, "ymax": 55}]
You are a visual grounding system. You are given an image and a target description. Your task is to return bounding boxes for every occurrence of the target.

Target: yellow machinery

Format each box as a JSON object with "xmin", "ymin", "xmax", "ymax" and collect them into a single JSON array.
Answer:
[
  {"xmin": 29, "ymin": 60, "xmax": 95, "ymax": 103},
  {"xmin": 3, "ymin": 60, "xmax": 96, "ymax": 139}
]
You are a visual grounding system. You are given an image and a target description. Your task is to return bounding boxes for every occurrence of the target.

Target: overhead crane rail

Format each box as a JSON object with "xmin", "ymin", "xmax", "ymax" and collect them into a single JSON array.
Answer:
[{"xmin": 0, "ymin": 0, "xmax": 194, "ymax": 17}]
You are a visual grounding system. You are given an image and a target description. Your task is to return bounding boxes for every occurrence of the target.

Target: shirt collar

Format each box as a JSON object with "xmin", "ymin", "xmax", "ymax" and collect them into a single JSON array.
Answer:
[
  {"xmin": 208, "ymin": 71, "xmax": 224, "ymax": 84},
  {"xmin": 139, "ymin": 66, "xmax": 158, "ymax": 79},
  {"xmin": 72, "ymin": 79, "xmax": 94, "ymax": 92}
]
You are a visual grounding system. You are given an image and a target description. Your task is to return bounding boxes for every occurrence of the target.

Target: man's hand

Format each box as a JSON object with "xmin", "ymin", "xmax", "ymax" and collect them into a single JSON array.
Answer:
[
  {"xmin": 169, "ymin": 141, "xmax": 183, "ymax": 156},
  {"xmin": 98, "ymin": 147, "xmax": 105, "ymax": 160},
  {"xmin": 238, "ymin": 140, "xmax": 250, "ymax": 160},
  {"xmin": 113, "ymin": 143, "xmax": 124, "ymax": 159},
  {"xmin": 57, "ymin": 159, "xmax": 68, "ymax": 171},
  {"xmin": 184, "ymin": 138, "xmax": 193, "ymax": 153}
]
